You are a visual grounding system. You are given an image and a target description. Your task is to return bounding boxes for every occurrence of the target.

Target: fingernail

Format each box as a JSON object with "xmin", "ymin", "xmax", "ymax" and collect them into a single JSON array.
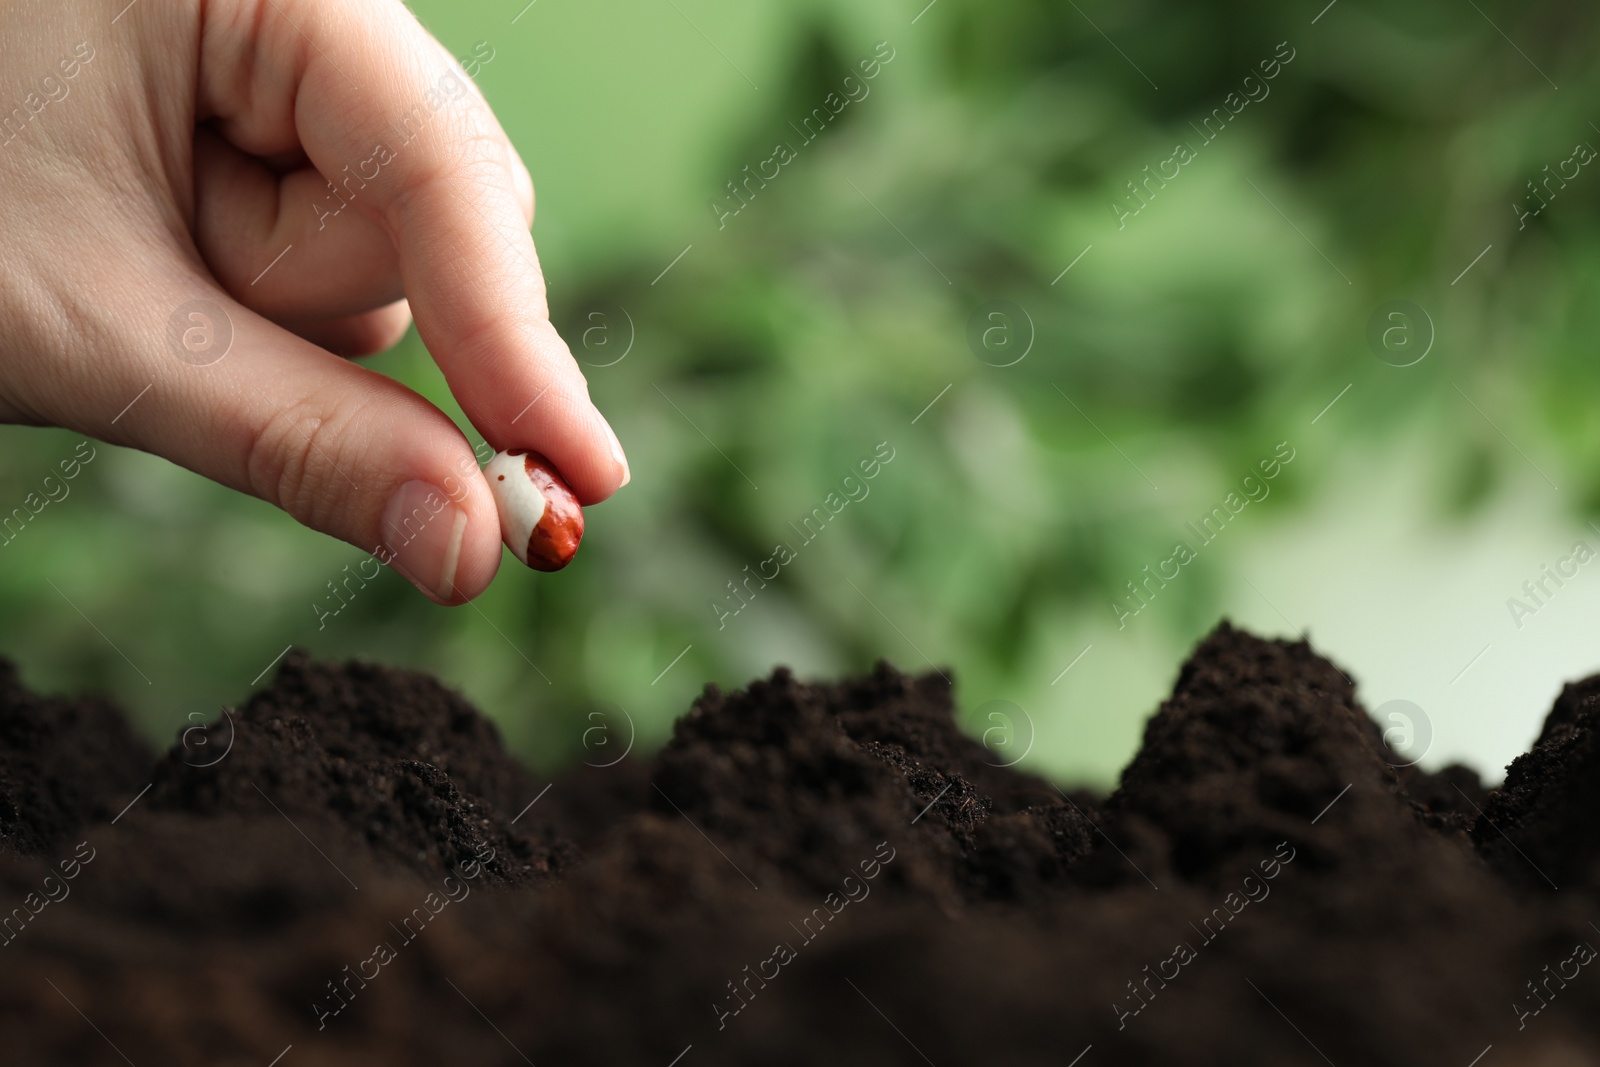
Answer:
[
  {"xmin": 382, "ymin": 481, "xmax": 469, "ymax": 602},
  {"xmin": 601, "ymin": 415, "xmax": 630, "ymax": 487}
]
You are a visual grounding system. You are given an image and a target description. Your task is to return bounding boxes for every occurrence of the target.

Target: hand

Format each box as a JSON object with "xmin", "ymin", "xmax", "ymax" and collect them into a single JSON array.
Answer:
[{"xmin": 0, "ymin": 0, "xmax": 629, "ymax": 603}]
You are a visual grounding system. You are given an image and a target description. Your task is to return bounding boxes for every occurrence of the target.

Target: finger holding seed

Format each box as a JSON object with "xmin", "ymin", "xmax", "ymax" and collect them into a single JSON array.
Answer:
[{"xmin": 485, "ymin": 450, "xmax": 585, "ymax": 571}]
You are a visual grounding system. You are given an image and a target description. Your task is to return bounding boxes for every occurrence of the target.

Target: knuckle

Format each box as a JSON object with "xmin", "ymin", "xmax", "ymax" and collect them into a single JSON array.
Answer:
[{"xmin": 244, "ymin": 394, "xmax": 359, "ymax": 531}]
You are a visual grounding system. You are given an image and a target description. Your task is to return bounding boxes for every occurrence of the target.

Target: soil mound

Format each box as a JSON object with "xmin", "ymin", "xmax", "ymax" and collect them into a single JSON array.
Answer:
[
  {"xmin": 0, "ymin": 660, "xmax": 149, "ymax": 857},
  {"xmin": 1, "ymin": 624, "xmax": 1597, "ymax": 1065},
  {"xmin": 1479, "ymin": 692, "xmax": 1600, "ymax": 893},
  {"xmin": 143, "ymin": 652, "xmax": 573, "ymax": 887}
]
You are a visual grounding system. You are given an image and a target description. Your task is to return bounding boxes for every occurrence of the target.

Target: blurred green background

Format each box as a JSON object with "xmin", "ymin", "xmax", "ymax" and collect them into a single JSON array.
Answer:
[{"xmin": 4, "ymin": 0, "xmax": 1600, "ymax": 786}]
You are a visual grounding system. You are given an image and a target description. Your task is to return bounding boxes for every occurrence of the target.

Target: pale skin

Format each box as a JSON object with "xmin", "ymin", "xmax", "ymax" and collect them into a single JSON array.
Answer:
[{"xmin": 0, "ymin": 0, "xmax": 629, "ymax": 603}]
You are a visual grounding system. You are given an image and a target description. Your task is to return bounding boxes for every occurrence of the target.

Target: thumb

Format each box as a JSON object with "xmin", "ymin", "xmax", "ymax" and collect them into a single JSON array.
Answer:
[{"xmin": 106, "ymin": 287, "xmax": 503, "ymax": 604}]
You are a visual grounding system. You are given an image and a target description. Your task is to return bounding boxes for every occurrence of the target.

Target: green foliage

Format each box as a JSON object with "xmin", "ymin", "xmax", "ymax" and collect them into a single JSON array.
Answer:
[{"xmin": 2, "ymin": 0, "xmax": 1596, "ymax": 785}]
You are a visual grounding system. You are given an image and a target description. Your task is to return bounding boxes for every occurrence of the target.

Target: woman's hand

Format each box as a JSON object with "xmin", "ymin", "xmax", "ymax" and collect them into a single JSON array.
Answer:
[{"xmin": 0, "ymin": 0, "xmax": 629, "ymax": 602}]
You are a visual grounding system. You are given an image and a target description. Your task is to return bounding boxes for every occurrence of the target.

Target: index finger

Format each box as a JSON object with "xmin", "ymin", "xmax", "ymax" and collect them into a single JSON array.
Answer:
[{"xmin": 203, "ymin": 0, "xmax": 629, "ymax": 503}]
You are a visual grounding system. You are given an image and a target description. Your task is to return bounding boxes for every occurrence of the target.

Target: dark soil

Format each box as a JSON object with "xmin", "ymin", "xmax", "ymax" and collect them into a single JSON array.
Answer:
[{"xmin": 1, "ymin": 623, "xmax": 1598, "ymax": 1065}]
